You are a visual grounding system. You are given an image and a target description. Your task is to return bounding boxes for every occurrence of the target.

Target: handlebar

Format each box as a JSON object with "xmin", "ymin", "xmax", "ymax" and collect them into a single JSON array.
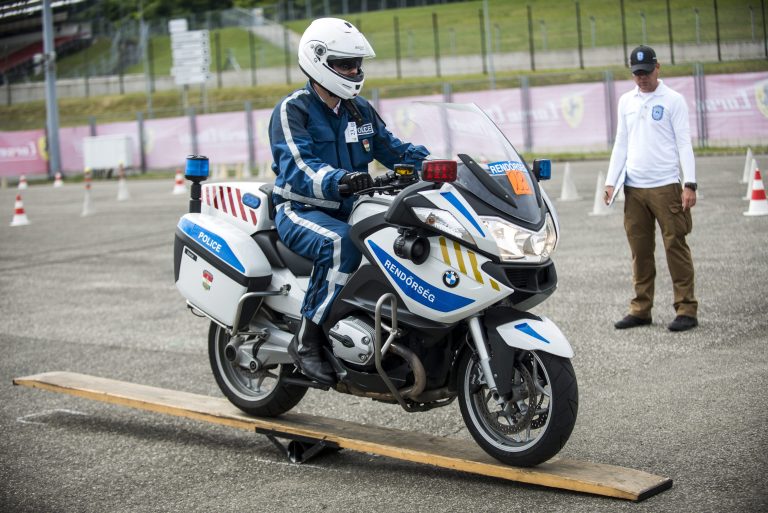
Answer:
[{"xmin": 338, "ymin": 171, "xmax": 419, "ymax": 197}]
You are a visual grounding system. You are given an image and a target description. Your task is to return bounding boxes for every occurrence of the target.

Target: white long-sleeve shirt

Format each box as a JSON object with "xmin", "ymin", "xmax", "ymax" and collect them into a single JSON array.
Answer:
[{"xmin": 605, "ymin": 80, "xmax": 696, "ymax": 189}]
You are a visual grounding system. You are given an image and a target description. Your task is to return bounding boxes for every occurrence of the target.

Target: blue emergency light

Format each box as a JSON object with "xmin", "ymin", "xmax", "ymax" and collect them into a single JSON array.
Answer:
[
  {"xmin": 185, "ymin": 155, "xmax": 210, "ymax": 180},
  {"xmin": 185, "ymin": 155, "xmax": 209, "ymax": 214},
  {"xmin": 532, "ymin": 159, "xmax": 551, "ymax": 181}
]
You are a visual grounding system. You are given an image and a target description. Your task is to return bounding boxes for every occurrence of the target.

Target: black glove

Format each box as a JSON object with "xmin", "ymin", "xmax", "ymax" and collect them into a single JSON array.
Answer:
[{"xmin": 339, "ymin": 172, "xmax": 373, "ymax": 196}]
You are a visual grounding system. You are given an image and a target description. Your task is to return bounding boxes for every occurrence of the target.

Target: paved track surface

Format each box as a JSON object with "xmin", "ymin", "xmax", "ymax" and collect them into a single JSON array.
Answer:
[{"xmin": 1, "ymin": 155, "xmax": 766, "ymax": 512}]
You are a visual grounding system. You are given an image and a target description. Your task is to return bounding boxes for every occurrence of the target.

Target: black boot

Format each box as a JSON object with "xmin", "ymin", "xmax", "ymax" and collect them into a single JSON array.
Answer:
[{"xmin": 288, "ymin": 317, "xmax": 336, "ymax": 386}]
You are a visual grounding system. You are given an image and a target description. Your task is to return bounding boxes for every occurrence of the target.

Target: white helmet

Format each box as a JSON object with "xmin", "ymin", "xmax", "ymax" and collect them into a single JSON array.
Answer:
[{"xmin": 298, "ymin": 18, "xmax": 375, "ymax": 99}]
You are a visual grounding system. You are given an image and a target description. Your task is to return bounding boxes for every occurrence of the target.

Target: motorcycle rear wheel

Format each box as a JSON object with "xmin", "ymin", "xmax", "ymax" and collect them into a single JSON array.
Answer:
[
  {"xmin": 208, "ymin": 322, "xmax": 307, "ymax": 417},
  {"xmin": 457, "ymin": 348, "xmax": 578, "ymax": 467}
]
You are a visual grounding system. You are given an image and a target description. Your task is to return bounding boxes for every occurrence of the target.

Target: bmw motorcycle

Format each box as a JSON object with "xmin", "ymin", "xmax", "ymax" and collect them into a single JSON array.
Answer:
[{"xmin": 173, "ymin": 102, "xmax": 578, "ymax": 467}]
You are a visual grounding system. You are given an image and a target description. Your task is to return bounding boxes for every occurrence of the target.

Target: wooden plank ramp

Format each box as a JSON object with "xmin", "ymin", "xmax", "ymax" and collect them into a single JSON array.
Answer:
[{"xmin": 13, "ymin": 371, "xmax": 671, "ymax": 502}]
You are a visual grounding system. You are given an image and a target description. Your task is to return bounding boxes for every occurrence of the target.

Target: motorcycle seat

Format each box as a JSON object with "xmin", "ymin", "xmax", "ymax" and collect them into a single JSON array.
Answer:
[
  {"xmin": 276, "ymin": 240, "xmax": 313, "ymax": 277},
  {"xmin": 252, "ymin": 230, "xmax": 313, "ymax": 277}
]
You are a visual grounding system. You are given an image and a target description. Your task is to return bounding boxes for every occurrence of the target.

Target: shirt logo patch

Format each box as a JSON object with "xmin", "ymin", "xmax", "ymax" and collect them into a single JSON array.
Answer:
[
  {"xmin": 652, "ymin": 105, "xmax": 664, "ymax": 121},
  {"xmin": 357, "ymin": 123, "xmax": 374, "ymax": 136}
]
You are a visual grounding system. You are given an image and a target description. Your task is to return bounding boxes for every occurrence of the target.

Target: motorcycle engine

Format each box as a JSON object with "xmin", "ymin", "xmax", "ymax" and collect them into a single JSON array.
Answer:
[{"xmin": 328, "ymin": 315, "xmax": 376, "ymax": 366}]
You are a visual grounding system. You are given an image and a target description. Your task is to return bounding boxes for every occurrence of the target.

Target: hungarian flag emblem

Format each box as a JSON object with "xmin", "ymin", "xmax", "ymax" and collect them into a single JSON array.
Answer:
[{"xmin": 202, "ymin": 270, "xmax": 213, "ymax": 290}]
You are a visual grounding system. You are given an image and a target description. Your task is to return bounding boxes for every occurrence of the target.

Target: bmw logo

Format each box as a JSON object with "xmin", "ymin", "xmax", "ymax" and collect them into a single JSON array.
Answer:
[{"xmin": 443, "ymin": 270, "xmax": 459, "ymax": 288}]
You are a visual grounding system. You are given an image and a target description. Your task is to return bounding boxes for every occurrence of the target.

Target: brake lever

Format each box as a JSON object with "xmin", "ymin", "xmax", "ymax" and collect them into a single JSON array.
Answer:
[{"xmin": 354, "ymin": 185, "xmax": 397, "ymax": 196}]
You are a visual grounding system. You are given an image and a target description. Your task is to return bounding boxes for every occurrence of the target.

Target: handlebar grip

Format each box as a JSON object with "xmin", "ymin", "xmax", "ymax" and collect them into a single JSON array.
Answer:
[{"xmin": 338, "ymin": 183, "xmax": 351, "ymax": 194}]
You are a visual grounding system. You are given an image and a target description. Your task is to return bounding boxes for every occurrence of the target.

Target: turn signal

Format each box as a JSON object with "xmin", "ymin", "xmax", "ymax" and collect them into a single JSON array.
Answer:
[{"xmin": 422, "ymin": 160, "xmax": 457, "ymax": 183}]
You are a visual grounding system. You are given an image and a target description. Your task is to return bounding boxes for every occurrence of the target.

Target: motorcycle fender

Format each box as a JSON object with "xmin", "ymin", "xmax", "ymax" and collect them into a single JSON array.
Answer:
[{"xmin": 495, "ymin": 316, "xmax": 574, "ymax": 359}]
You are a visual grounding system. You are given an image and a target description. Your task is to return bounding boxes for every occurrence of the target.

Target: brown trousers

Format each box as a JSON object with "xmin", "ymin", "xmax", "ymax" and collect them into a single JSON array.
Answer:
[{"xmin": 623, "ymin": 183, "xmax": 698, "ymax": 318}]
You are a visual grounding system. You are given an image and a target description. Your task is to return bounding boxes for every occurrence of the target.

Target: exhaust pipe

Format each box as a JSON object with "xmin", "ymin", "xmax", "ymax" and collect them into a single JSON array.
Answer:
[{"xmin": 389, "ymin": 342, "xmax": 426, "ymax": 400}]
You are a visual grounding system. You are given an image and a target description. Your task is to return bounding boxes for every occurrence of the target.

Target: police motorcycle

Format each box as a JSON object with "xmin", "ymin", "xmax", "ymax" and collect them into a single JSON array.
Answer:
[{"xmin": 173, "ymin": 102, "xmax": 578, "ymax": 467}]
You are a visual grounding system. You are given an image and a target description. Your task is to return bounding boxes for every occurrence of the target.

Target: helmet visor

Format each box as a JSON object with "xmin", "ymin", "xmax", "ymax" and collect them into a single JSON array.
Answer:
[{"xmin": 327, "ymin": 57, "xmax": 363, "ymax": 73}]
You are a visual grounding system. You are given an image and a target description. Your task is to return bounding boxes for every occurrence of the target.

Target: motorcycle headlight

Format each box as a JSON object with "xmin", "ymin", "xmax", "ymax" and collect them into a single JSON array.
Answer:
[
  {"xmin": 480, "ymin": 214, "xmax": 557, "ymax": 263},
  {"xmin": 412, "ymin": 207, "xmax": 475, "ymax": 244}
]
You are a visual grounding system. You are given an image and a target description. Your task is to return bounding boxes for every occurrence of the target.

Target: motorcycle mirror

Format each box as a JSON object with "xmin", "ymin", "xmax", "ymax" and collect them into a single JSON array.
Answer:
[
  {"xmin": 532, "ymin": 159, "xmax": 551, "ymax": 181},
  {"xmin": 421, "ymin": 160, "xmax": 457, "ymax": 183}
]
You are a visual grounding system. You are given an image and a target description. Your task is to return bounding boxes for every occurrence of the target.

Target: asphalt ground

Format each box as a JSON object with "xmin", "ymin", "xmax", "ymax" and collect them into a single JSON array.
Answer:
[{"xmin": 1, "ymin": 154, "xmax": 767, "ymax": 512}]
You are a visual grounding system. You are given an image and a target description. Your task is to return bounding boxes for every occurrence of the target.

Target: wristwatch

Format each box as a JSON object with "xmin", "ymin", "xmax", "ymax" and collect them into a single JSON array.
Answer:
[{"xmin": 684, "ymin": 182, "xmax": 697, "ymax": 191}]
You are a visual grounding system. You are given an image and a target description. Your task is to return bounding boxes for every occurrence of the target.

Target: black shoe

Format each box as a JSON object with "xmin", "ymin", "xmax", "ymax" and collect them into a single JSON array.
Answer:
[
  {"xmin": 668, "ymin": 315, "xmax": 698, "ymax": 332},
  {"xmin": 288, "ymin": 317, "xmax": 337, "ymax": 386},
  {"xmin": 614, "ymin": 315, "xmax": 652, "ymax": 329}
]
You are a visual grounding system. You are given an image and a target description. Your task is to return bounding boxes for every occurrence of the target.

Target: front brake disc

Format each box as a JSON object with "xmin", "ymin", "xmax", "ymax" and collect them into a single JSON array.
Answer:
[{"xmin": 479, "ymin": 364, "xmax": 536, "ymax": 435}]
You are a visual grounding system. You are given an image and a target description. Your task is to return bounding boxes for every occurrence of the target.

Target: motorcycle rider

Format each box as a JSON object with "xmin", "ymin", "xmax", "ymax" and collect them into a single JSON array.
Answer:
[{"xmin": 268, "ymin": 18, "xmax": 430, "ymax": 386}]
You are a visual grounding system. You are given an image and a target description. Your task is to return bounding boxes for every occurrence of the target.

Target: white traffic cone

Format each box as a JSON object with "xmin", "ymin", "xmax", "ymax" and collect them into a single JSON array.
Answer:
[
  {"xmin": 744, "ymin": 167, "xmax": 768, "ymax": 216},
  {"xmin": 10, "ymin": 194, "xmax": 30, "ymax": 226},
  {"xmin": 81, "ymin": 173, "xmax": 94, "ymax": 217},
  {"xmin": 744, "ymin": 158, "xmax": 758, "ymax": 200},
  {"xmin": 172, "ymin": 168, "xmax": 186, "ymax": 195},
  {"xmin": 558, "ymin": 162, "xmax": 580, "ymax": 201},
  {"xmin": 741, "ymin": 147, "xmax": 754, "ymax": 184},
  {"xmin": 53, "ymin": 172, "xmax": 63, "ymax": 188},
  {"xmin": 116, "ymin": 164, "xmax": 130, "ymax": 201},
  {"xmin": 589, "ymin": 172, "xmax": 613, "ymax": 216},
  {"xmin": 18, "ymin": 175, "xmax": 28, "ymax": 190}
]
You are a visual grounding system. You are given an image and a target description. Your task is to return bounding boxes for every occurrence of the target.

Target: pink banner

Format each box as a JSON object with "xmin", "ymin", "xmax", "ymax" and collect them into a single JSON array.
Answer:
[
  {"xmin": 701, "ymin": 72, "xmax": 768, "ymax": 145},
  {"xmin": 252, "ymin": 107, "xmax": 274, "ymax": 169},
  {"xmin": 378, "ymin": 94, "xmax": 444, "ymax": 152},
  {"xmin": 59, "ymin": 125, "xmax": 91, "ymax": 173},
  {"xmin": 144, "ymin": 117, "xmax": 194, "ymax": 170},
  {"xmin": 0, "ymin": 129, "xmax": 47, "ymax": 176},
  {"xmin": 2, "ymin": 72, "xmax": 766, "ymax": 178},
  {"xmin": 195, "ymin": 111, "xmax": 248, "ymax": 165},
  {"xmin": 528, "ymin": 81, "xmax": 610, "ymax": 151},
  {"xmin": 453, "ymin": 89, "xmax": 525, "ymax": 149}
]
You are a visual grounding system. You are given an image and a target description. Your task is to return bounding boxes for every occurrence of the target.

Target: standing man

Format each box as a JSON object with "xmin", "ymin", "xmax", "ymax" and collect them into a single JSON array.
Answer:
[
  {"xmin": 269, "ymin": 18, "xmax": 429, "ymax": 385},
  {"xmin": 604, "ymin": 45, "xmax": 698, "ymax": 332}
]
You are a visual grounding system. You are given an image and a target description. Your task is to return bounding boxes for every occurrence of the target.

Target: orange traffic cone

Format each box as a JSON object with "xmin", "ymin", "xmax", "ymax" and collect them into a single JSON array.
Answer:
[
  {"xmin": 53, "ymin": 172, "xmax": 63, "ymax": 188},
  {"xmin": 10, "ymin": 194, "xmax": 30, "ymax": 226},
  {"xmin": 172, "ymin": 168, "xmax": 186, "ymax": 195},
  {"xmin": 744, "ymin": 168, "xmax": 768, "ymax": 217},
  {"xmin": 18, "ymin": 175, "xmax": 28, "ymax": 190}
]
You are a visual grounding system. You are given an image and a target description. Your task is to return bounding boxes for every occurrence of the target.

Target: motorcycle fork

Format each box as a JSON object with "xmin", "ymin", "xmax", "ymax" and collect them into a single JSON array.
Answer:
[{"xmin": 467, "ymin": 316, "xmax": 504, "ymax": 404}]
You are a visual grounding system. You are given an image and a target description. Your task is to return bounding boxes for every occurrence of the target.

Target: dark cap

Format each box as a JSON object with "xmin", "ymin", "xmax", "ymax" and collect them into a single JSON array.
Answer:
[{"xmin": 630, "ymin": 45, "xmax": 657, "ymax": 73}]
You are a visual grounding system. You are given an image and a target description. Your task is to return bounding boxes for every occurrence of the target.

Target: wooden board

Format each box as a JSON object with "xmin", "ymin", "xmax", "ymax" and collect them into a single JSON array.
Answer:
[{"xmin": 13, "ymin": 371, "xmax": 671, "ymax": 501}]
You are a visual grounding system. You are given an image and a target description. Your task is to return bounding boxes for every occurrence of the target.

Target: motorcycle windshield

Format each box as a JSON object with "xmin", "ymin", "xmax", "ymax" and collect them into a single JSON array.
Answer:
[{"xmin": 401, "ymin": 102, "xmax": 543, "ymax": 225}]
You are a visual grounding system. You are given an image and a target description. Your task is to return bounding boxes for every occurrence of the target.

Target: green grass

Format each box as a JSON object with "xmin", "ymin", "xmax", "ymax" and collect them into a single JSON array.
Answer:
[
  {"xmin": 123, "ymin": 27, "xmax": 291, "ymax": 75},
  {"xmin": 287, "ymin": 0, "xmax": 764, "ymax": 60},
  {"xmin": 55, "ymin": 37, "xmax": 113, "ymax": 79},
  {"xmin": 48, "ymin": 0, "xmax": 766, "ymax": 80}
]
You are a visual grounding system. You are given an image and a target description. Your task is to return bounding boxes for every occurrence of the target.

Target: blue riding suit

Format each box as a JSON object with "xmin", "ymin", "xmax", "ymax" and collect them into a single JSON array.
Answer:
[{"xmin": 269, "ymin": 82, "xmax": 429, "ymax": 325}]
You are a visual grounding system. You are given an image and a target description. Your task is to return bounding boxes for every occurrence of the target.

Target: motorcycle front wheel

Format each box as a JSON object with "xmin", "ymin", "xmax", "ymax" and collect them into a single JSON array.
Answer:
[
  {"xmin": 208, "ymin": 322, "xmax": 307, "ymax": 417},
  {"xmin": 457, "ymin": 348, "xmax": 578, "ymax": 467}
]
